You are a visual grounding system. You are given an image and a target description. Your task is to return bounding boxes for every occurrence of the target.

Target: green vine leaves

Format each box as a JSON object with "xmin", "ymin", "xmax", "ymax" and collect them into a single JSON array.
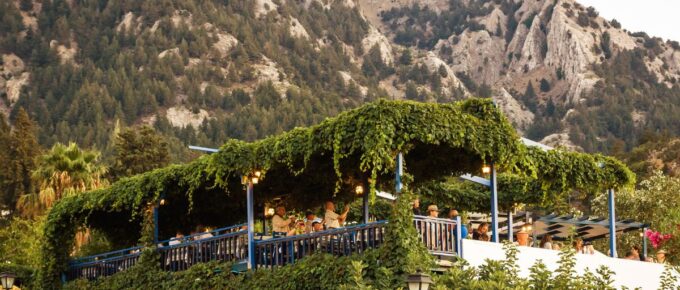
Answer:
[{"xmin": 39, "ymin": 99, "xmax": 634, "ymax": 288}]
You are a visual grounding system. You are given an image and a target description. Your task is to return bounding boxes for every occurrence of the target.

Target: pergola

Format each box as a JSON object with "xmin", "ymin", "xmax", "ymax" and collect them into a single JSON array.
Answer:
[{"xmin": 40, "ymin": 99, "xmax": 635, "ymax": 287}]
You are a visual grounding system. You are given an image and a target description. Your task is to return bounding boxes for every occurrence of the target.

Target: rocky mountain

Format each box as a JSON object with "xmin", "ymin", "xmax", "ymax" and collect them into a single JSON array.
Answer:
[
  {"xmin": 1, "ymin": 0, "xmax": 679, "ymax": 156},
  {"xmin": 358, "ymin": 0, "xmax": 680, "ymax": 151}
]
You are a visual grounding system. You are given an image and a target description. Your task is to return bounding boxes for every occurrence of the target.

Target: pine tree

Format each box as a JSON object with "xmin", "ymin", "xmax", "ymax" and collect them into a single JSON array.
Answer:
[
  {"xmin": 438, "ymin": 64, "xmax": 448, "ymax": 78},
  {"xmin": 399, "ymin": 49, "xmax": 413, "ymax": 65},
  {"xmin": 522, "ymin": 81, "xmax": 538, "ymax": 112},
  {"xmin": 2, "ymin": 109, "xmax": 40, "ymax": 213},
  {"xmin": 404, "ymin": 82, "xmax": 419, "ymax": 101},
  {"xmin": 540, "ymin": 78, "xmax": 551, "ymax": 92},
  {"xmin": 0, "ymin": 114, "xmax": 11, "ymax": 211},
  {"xmin": 111, "ymin": 126, "xmax": 170, "ymax": 180},
  {"xmin": 477, "ymin": 83, "xmax": 492, "ymax": 98},
  {"xmin": 19, "ymin": 0, "xmax": 33, "ymax": 12}
]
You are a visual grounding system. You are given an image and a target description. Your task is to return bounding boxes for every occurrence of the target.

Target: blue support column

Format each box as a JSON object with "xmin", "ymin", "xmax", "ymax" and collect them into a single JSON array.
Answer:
[
  {"xmin": 153, "ymin": 205, "xmax": 159, "ymax": 244},
  {"xmin": 608, "ymin": 188, "xmax": 617, "ymax": 258},
  {"xmin": 507, "ymin": 211, "xmax": 513, "ymax": 243},
  {"xmin": 642, "ymin": 227, "xmax": 648, "ymax": 260},
  {"xmin": 490, "ymin": 161, "xmax": 499, "ymax": 243},
  {"xmin": 247, "ymin": 182, "xmax": 256, "ymax": 269},
  {"xmin": 456, "ymin": 216, "xmax": 463, "ymax": 258},
  {"xmin": 395, "ymin": 153, "xmax": 403, "ymax": 194}
]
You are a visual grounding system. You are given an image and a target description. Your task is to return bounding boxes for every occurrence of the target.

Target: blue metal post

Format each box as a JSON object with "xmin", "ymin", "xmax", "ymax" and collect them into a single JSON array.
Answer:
[
  {"xmin": 490, "ymin": 161, "xmax": 499, "ymax": 243},
  {"xmin": 456, "ymin": 216, "xmax": 463, "ymax": 258},
  {"xmin": 395, "ymin": 153, "xmax": 403, "ymax": 194},
  {"xmin": 247, "ymin": 182, "xmax": 256, "ymax": 268},
  {"xmin": 507, "ymin": 211, "xmax": 513, "ymax": 243},
  {"xmin": 642, "ymin": 227, "xmax": 648, "ymax": 260},
  {"xmin": 153, "ymin": 204, "xmax": 159, "ymax": 244},
  {"xmin": 363, "ymin": 187, "xmax": 369, "ymax": 224},
  {"xmin": 608, "ymin": 188, "xmax": 617, "ymax": 258}
]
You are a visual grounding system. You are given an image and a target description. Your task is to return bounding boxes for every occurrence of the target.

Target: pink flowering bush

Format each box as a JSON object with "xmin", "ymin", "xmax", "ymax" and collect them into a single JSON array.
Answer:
[{"xmin": 645, "ymin": 229, "xmax": 672, "ymax": 249}]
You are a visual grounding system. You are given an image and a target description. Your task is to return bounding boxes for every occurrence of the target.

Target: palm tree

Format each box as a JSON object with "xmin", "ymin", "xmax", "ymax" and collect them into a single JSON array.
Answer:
[{"xmin": 17, "ymin": 142, "xmax": 108, "ymax": 218}]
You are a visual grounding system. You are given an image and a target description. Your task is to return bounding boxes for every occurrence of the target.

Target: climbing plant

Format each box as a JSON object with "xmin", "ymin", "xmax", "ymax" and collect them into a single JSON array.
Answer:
[{"xmin": 39, "ymin": 99, "xmax": 634, "ymax": 288}]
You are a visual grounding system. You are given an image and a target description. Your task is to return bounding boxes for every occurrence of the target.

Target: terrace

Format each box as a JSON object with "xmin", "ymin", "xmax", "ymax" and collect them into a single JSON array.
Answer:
[{"xmin": 41, "ymin": 99, "xmax": 641, "ymax": 287}]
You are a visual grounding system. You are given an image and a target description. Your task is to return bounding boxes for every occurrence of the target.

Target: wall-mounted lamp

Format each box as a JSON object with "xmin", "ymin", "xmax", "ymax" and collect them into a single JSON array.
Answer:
[
  {"xmin": 159, "ymin": 198, "xmax": 166, "ymax": 206},
  {"xmin": 266, "ymin": 207, "xmax": 275, "ymax": 217},
  {"xmin": 355, "ymin": 185, "xmax": 365, "ymax": 195}
]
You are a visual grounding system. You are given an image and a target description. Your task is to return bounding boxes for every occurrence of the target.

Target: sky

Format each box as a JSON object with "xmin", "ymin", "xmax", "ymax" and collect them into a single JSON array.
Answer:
[{"xmin": 578, "ymin": 0, "xmax": 680, "ymax": 42}]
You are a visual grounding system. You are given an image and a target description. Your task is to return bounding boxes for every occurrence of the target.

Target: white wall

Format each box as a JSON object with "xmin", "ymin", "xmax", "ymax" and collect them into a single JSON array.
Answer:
[{"xmin": 461, "ymin": 240, "xmax": 669, "ymax": 289}]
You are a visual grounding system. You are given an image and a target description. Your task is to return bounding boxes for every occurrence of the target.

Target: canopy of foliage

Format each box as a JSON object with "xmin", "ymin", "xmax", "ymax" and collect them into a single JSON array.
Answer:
[{"xmin": 40, "ymin": 99, "xmax": 634, "ymax": 287}]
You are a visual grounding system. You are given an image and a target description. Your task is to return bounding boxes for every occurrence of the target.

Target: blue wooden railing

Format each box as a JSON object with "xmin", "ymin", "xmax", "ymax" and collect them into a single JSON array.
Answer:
[
  {"xmin": 66, "ymin": 224, "xmax": 246, "ymax": 281},
  {"xmin": 159, "ymin": 229, "xmax": 248, "ymax": 272},
  {"xmin": 66, "ymin": 248, "xmax": 143, "ymax": 281},
  {"xmin": 66, "ymin": 218, "xmax": 461, "ymax": 280},
  {"xmin": 414, "ymin": 215, "xmax": 463, "ymax": 257},
  {"xmin": 254, "ymin": 221, "xmax": 387, "ymax": 269}
]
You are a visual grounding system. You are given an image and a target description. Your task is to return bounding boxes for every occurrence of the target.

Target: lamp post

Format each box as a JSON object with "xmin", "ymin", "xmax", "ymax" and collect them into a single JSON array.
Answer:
[
  {"xmin": 406, "ymin": 271, "xmax": 433, "ymax": 290},
  {"xmin": 0, "ymin": 272, "xmax": 16, "ymax": 290}
]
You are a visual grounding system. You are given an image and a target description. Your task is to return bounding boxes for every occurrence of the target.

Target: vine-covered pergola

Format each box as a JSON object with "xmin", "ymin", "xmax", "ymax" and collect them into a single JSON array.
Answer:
[{"xmin": 40, "ymin": 99, "xmax": 634, "ymax": 287}]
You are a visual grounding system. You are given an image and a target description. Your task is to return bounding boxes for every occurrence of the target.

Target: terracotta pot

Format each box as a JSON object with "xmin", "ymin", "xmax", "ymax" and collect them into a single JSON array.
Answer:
[{"xmin": 516, "ymin": 232, "xmax": 529, "ymax": 246}]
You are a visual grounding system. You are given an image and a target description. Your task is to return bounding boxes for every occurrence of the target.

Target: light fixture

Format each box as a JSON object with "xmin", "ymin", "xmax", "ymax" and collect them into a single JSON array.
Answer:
[
  {"xmin": 266, "ymin": 208, "xmax": 275, "ymax": 217},
  {"xmin": 243, "ymin": 170, "xmax": 262, "ymax": 184},
  {"xmin": 406, "ymin": 271, "xmax": 433, "ymax": 290},
  {"xmin": 520, "ymin": 223, "xmax": 533, "ymax": 233},
  {"xmin": 481, "ymin": 164, "xmax": 491, "ymax": 174},
  {"xmin": 159, "ymin": 198, "xmax": 166, "ymax": 206},
  {"xmin": 0, "ymin": 272, "xmax": 16, "ymax": 290},
  {"xmin": 355, "ymin": 185, "xmax": 364, "ymax": 195}
]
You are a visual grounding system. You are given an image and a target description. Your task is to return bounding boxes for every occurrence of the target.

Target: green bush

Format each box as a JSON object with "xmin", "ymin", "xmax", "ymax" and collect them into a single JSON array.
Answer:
[
  {"xmin": 434, "ymin": 242, "xmax": 622, "ymax": 289},
  {"xmin": 63, "ymin": 240, "xmax": 680, "ymax": 289}
]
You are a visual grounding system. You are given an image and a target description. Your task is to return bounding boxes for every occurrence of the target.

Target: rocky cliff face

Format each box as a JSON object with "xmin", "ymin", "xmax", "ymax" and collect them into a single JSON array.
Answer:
[{"xmin": 356, "ymin": 0, "xmax": 680, "ymax": 149}]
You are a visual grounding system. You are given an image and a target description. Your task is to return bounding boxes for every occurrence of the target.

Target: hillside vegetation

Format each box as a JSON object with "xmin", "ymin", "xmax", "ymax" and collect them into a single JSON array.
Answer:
[{"xmin": 1, "ymin": 0, "xmax": 680, "ymax": 155}]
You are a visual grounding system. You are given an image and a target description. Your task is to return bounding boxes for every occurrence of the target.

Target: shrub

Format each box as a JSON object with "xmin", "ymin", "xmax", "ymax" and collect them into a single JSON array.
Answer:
[
  {"xmin": 540, "ymin": 78, "xmax": 551, "ymax": 92},
  {"xmin": 577, "ymin": 13, "xmax": 590, "ymax": 27}
]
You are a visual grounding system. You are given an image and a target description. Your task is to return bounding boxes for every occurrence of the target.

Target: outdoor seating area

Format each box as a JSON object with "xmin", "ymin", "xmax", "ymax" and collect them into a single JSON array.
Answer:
[
  {"xmin": 65, "ymin": 215, "xmax": 460, "ymax": 280},
  {"xmin": 42, "ymin": 100, "xmax": 637, "ymax": 286}
]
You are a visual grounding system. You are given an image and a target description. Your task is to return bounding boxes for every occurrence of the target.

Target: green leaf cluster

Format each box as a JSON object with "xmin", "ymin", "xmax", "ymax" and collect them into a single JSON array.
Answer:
[{"xmin": 40, "ymin": 99, "xmax": 633, "ymax": 288}]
